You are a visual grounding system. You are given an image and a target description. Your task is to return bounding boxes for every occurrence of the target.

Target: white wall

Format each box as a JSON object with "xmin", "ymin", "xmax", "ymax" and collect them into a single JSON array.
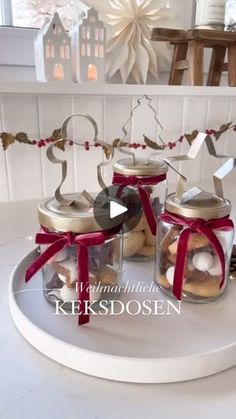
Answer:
[
  {"xmin": 170, "ymin": 0, "xmax": 194, "ymax": 29},
  {"xmin": 0, "ymin": 84, "xmax": 236, "ymax": 202},
  {"xmin": 0, "ymin": 0, "xmax": 235, "ymax": 204}
]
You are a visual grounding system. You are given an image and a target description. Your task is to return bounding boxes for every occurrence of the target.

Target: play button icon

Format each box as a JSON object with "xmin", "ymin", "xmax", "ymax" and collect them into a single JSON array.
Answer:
[
  {"xmin": 110, "ymin": 201, "xmax": 127, "ymax": 219},
  {"xmin": 93, "ymin": 185, "xmax": 142, "ymax": 232}
]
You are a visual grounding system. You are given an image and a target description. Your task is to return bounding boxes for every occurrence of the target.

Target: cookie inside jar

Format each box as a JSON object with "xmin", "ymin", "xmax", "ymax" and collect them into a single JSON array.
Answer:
[
  {"xmin": 123, "ymin": 212, "xmax": 157, "ymax": 261},
  {"xmin": 113, "ymin": 157, "xmax": 168, "ymax": 262},
  {"xmin": 43, "ymin": 236, "xmax": 122, "ymax": 312},
  {"xmin": 156, "ymin": 190, "xmax": 234, "ymax": 303},
  {"xmin": 38, "ymin": 193, "xmax": 123, "ymax": 314}
]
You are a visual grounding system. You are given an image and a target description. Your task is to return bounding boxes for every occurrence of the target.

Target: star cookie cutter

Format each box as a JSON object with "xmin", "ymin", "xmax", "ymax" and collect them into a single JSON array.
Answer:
[
  {"xmin": 213, "ymin": 157, "xmax": 236, "ymax": 199},
  {"xmin": 164, "ymin": 132, "xmax": 235, "ymax": 202}
]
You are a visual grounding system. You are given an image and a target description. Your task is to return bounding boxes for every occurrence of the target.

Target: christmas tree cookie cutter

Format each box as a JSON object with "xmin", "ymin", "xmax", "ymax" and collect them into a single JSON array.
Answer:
[
  {"xmin": 97, "ymin": 95, "xmax": 167, "ymax": 190},
  {"xmin": 117, "ymin": 94, "xmax": 166, "ymax": 165}
]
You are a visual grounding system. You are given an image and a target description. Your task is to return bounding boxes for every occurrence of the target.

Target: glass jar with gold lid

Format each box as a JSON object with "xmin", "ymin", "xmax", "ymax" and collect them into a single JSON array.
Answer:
[
  {"xmin": 156, "ymin": 189, "xmax": 234, "ymax": 302},
  {"xmin": 112, "ymin": 157, "xmax": 168, "ymax": 262},
  {"xmin": 25, "ymin": 113, "xmax": 123, "ymax": 326},
  {"xmin": 26, "ymin": 192, "xmax": 123, "ymax": 325}
]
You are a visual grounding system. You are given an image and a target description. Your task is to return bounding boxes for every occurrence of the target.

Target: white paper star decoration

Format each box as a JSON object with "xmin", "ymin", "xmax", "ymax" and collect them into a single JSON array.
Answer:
[{"xmin": 82, "ymin": 0, "xmax": 175, "ymax": 83}]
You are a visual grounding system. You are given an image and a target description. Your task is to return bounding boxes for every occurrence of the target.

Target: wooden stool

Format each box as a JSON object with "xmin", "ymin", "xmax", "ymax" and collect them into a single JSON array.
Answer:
[{"xmin": 151, "ymin": 28, "xmax": 236, "ymax": 86}]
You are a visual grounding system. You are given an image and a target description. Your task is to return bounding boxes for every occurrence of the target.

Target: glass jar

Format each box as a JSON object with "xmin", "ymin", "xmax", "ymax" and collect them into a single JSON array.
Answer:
[
  {"xmin": 37, "ymin": 193, "xmax": 123, "ymax": 316},
  {"xmin": 195, "ymin": 0, "xmax": 226, "ymax": 29},
  {"xmin": 113, "ymin": 158, "xmax": 168, "ymax": 262},
  {"xmin": 156, "ymin": 190, "xmax": 234, "ymax": 302}
]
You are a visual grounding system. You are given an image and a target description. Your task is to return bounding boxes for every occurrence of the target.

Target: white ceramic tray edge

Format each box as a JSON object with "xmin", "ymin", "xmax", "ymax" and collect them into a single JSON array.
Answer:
[{"xmin": 8, "ymin": 250, "xmax": 236, "ymax": 384}]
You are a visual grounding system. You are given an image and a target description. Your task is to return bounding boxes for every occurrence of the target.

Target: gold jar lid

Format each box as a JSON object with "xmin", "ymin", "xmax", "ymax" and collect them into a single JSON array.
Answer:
[
  {"xmin": 38, "ymin": 193, "xmax": 104, "ymax": 233},
  {"xmin": 165, "ymin": 190, "xmax": 231, "ymax": 220},
  {"xmin": 113, "ymin": 158, "xmax": 168, "ymax": 177}
]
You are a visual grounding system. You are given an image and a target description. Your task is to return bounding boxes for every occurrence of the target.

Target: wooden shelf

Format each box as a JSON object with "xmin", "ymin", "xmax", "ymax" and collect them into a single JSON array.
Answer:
[{"xmin": 0, "ymin": 82, "xmax": 236, "ymax": 96}]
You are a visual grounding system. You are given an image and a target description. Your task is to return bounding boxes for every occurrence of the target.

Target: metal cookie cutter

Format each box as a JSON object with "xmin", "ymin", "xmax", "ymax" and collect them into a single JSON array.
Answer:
[
  {"xmin": 164, "ymin": 132, "xmax": 234, "ymax": 203},
  {"xmin": 46, "ymin": 113, "xmax": 99, "ymax": 206}
]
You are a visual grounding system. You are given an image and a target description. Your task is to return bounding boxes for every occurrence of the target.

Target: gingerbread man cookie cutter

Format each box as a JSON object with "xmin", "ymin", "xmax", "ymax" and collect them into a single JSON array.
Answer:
[{"xmin": 47, "ymin": 113, "xmax": 103, "ymax": 206}]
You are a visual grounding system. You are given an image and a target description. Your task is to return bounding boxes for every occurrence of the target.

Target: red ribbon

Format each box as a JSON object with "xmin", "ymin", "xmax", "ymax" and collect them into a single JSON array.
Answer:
[
  {"xmin": 25, "ymin": 229, "xmax": 109, "ymax": 326},
  {"xmin": 160, "ymin": 212, "xmax": 234, "ymax": 300},
  {"xmin": 112, "ymin": 173, "xmax": 166, "ymax": 235}
]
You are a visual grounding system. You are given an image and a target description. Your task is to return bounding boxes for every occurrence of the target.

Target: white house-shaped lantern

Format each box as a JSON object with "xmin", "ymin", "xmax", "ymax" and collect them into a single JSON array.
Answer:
[
  {"xmin": 71, "ymin": 7, "xmax": 106, "ymax": 82},
  {"xmin": 35, "ymin": 12, "xmax": 72, "ymax": 82}
]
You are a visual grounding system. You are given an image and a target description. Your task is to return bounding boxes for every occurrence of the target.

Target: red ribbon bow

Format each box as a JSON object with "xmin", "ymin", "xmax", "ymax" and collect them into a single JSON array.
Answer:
[
  {"xmin": 160, "ymin": 212, "xmax": 234, "ymax": 300},
  {"xmin": 112, "ymin": 173, "xmax": 166, "ymax": 235},
  {"xmin": 25, "ymin": 229, "xmax": 108, "ymax": 326}
]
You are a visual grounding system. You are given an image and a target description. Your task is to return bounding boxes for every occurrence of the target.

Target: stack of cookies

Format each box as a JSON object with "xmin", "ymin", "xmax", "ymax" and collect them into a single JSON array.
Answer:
[
  {"xmin": 158, "ymin": 225, "xmax": 233, "ymax": 300},
  {"xmin": 123, "ymin": 214, "xmax": 156, "ymax": 260}
]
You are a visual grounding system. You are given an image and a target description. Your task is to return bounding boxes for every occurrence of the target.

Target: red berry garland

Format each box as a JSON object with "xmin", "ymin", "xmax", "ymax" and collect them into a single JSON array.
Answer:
[
  {"xmin": 1, "ymin": 122, "xmax": 235, "ymax": 151},
  {"xmin": 14, "ymin": 133, "xmax": 234, "ymax": 151}
]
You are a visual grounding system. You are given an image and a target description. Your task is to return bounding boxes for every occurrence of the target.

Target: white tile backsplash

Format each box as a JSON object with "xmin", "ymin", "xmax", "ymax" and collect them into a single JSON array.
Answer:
[{"xmin": 0, "ymin": 90, "xmax": 235, "ymax": 202}]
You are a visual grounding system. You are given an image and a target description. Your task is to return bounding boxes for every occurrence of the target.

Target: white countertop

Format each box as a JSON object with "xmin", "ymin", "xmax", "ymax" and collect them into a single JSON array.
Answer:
[{"xmin": 1, "ymin": 198, "xmax": 236, "ymax": 419}]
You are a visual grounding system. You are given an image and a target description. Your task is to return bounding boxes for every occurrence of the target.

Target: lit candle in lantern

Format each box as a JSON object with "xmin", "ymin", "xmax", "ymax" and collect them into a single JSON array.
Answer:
[
  {"xmin": 53, "ymin": 63, "xmax": 65, "ymax": 80},
  {"xmin": 87, "ymin": 64, "xmax": 97, "ymax": 81}
]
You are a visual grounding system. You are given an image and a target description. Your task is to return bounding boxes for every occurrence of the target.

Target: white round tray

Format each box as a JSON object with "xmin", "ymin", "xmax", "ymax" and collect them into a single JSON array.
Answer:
[{"xmin": 9, "ymin": 249, "xmax": 236, "ymax": 384}]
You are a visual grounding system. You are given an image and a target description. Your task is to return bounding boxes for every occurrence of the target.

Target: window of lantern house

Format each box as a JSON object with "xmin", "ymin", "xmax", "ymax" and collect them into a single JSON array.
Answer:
[
  {"xmin": 60, "ymin": 40, "xmax": 69, "ymax": 60},
  {"xmin": 100, "ymin": 28, "xmax": 104, "ymax": 41},
  {"xmin": 60, "ymin": 44, "xmax": 65, "ymax": 59},
  {"xmin": 46, "ymin": 43, "xmax": 51, "ymax": 59},
  {"xmin": 81, "ymin": 43, "xmax": 86, "ymax": 56},
  {"xmin": 86, "ymin": 27, "xmax": 90, "ymax": 39},
  {"xmin": 95, "ymin": 27, "xmax": 99, "ymax": 41},
  {"xmin": 51, "ymin": 44, "xmax": 55, "ymax": 58},
  {"xmin": 45, "ymin": 41, "xmax": 55, "ymax": 59},
  {"xmin": 94, "ymin": 44, "xmax": 99, "ymax": 58},
  {"xmin": 99, "ymin": 45, "xmax": 104, "ymax": 58},
  {"xmin": 81, "ymin": 26, "xmax": 86, "ymax": 39},
  {"xmin": 65, "ymin": 45, "xmax": 70, "ymax": 59},
  {"xmin": 87, "ymin": 43, "xmax": 91, "ymax": 56}
]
